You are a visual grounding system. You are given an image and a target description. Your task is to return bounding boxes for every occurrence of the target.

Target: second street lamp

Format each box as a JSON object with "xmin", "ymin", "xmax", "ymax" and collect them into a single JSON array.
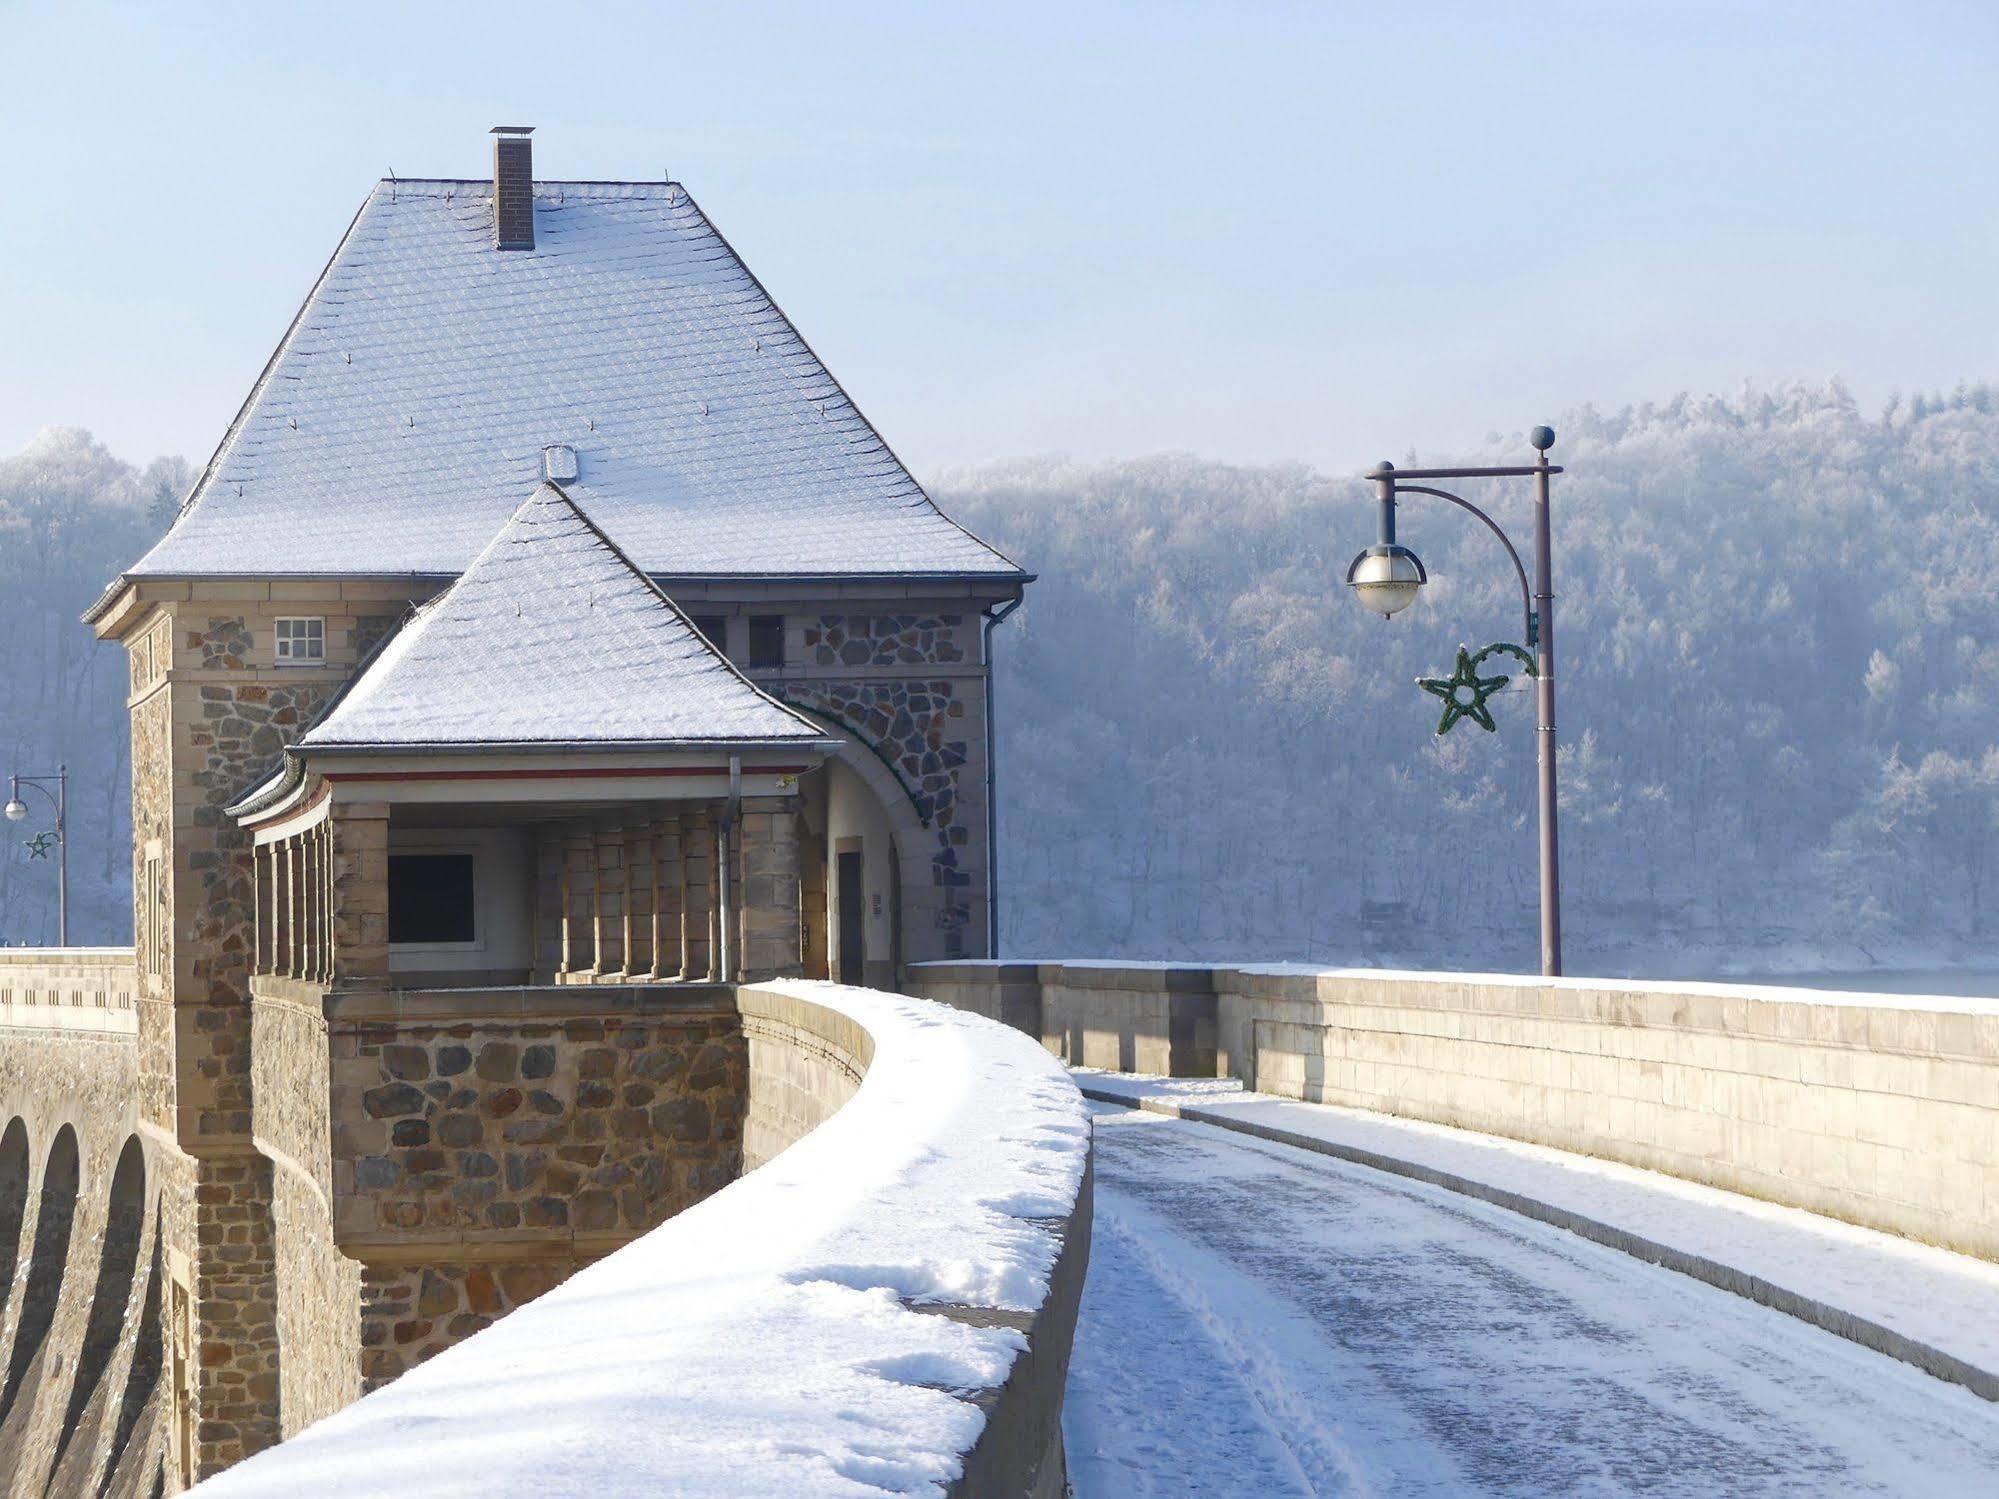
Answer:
[
  {"xmin": 5, "ymin": 764, "xmax": 69, "ymax": 948},
  {"xmin": 1346, "ymin": 426, "xmax": 1564, "ymax": 977}
]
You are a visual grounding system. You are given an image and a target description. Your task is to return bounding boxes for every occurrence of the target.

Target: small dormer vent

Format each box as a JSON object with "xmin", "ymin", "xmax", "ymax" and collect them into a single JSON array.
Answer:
[{"xmin": 542, "ymin": 444, "xmax": 578, "ymax": 482}]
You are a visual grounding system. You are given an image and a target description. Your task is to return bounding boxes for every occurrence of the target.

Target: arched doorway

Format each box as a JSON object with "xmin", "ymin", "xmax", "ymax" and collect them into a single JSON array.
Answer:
[{"xmin": 785, "ymin": 707, "xmax": 930, "ymax": 989}]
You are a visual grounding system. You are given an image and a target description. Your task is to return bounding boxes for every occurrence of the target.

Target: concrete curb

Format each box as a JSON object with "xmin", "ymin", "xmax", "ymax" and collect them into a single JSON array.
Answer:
[{"xmin": 1079, "ymin": 1081, "xmax": 1999, "ymax": 1403}]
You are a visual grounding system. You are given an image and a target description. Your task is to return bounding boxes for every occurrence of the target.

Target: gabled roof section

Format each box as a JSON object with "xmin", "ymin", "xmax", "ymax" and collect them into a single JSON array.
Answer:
[
  {"xmin": 299, "ymin": 484, "xmax": 830, "ymax": 752},
  {"xmin": 131, "ymin": 179, "xmax": 1021, "ymax": 581}
]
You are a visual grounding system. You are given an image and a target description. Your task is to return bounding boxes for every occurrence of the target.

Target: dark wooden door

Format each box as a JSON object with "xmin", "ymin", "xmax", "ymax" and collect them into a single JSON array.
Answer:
[{"xmin": 837, "ymin": 851, "xmax": 865, "ymax": 986}]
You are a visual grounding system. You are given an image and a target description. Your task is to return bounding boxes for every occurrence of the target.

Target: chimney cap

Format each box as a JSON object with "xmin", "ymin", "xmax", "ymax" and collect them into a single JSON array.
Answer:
[{"xmin": 490, "ymin": 125, "xmax": 535, "ymax": 136}]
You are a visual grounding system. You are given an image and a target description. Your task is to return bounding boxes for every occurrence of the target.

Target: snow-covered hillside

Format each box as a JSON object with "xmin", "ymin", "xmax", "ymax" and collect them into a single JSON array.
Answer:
[
  {"xmin": 937, "ymin": 382, "xmax": 1999, "ymax": 974},
  {"xmin": 0, "ymin": 429, "xmax": 189, "ymax": 944},
  {"xmin": 7, "ymin": 383, "xmax": 1998, "ymax": 971}
]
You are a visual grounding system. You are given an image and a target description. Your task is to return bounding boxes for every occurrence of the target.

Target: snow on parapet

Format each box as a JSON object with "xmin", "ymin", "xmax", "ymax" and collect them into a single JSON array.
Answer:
[{"xmin": 191, "ymin": 983, "xmax": 1090, "ymax": 1498}]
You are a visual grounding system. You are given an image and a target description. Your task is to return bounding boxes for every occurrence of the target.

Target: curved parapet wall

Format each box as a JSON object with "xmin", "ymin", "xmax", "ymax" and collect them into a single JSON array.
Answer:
[
  {"xmin": 911, "ymin": 960, "xmax": 1999, "ymax": 1263},
  {"xmin": 192, "ymin": 982, "xmax": 1091, "ymax": 1498},
  {"xmin": 0, "ymin": 948, "xmax": 168, "ymax": 1496}
]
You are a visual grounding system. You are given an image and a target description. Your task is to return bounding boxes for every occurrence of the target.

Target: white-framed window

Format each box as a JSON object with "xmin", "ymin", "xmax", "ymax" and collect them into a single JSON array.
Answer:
[{"xmin": 274, "ymin": 617, "xmax": 325, "ymax": 664}]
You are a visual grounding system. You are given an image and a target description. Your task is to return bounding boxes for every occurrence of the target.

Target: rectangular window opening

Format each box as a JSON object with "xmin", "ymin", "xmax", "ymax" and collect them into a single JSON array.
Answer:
[
  {"xmin": 747, "ymin": 615, "xmax": 785, "ymax": 670},
  {"xmin": 274, "ymin": 617, "xmax": 326, "ymax": 664},
  {"xmin": 388, "ymin": 854, "xmax": 477, "ymax": 945}
]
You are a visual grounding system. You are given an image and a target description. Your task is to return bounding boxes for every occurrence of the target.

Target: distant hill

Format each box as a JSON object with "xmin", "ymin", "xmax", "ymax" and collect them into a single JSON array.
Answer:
[
  {"xmin": 936, "ymin": 383, "xmax": 1999, "ymax": 974},
  {"xmin": 0, "ymin": 428, "xmax": 190, "ymax": 944},
  {"xmin": 9, "ymin": 385, "xmax": 1998, "ymax": 974}
]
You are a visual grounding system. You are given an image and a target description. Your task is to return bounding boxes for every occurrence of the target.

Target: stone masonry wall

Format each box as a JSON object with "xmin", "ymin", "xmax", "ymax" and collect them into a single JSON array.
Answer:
[
  {"xmin": 116, "ymin": 587, "xmax": 425, "ymax": 1481},
  {"xmin": 326, "ymin": 996, "xmax": 747, "ymax": 1387},
  {"xmin": 179, "ymin": 619, "xmax": 343, "ymax": 1476},
  {"xmin": 249, "ymin": 985, "xmax": 360, "ymax": 1437},
  {"xmin": 806, "ymin": 613, "xmax": 967, "ymax": 668}
]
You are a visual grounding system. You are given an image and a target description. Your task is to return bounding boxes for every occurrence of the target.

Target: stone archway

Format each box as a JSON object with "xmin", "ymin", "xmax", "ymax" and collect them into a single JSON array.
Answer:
[
  {"xmin": 50, "ymin": 1135, "xmax": 146, "ymax": 1483},
  {"xmin": 782, "ymin": 704, "xmax": 938, "ymax": 984},
  {"xmin": 0, "ymin": 1124, "xmax": 80, "ymax": 1484},
  {"xmin": 0, "ymin": 1121, "xmax": 28, "ymax": 1332}
]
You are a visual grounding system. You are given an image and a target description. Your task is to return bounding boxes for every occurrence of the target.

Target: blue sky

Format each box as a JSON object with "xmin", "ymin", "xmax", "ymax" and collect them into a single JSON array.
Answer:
[{"xmin": 5, "ymin": 1, "xmax": 1997, "ymax": 474}]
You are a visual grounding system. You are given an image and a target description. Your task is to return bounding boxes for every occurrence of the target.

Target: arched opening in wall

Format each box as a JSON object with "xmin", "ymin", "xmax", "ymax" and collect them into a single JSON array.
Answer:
[
  {"xmin": 0, "ymin": 1125, "xmax": 80, "ymax": 1460},
  {"xmin": 779, "ymin": 707, "xmax": 959, "ymax": 987},
  {"xmin": 95, "ymin": 1216, "xmax": 165, "ymax": 1499},
  {"xmin": 50, "ymin": 1137, "xmax": 146, "ymax": 1482},
  {"xmin": 0, "ymin": 1121, "xmax": 30, "ymax": 1327},
  {"xmin": 825, "ymin": 759, "xmax": 902, "ymax": 990}
]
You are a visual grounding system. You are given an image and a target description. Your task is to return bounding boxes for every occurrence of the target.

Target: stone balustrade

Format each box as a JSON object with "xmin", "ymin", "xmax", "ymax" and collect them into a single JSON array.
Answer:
[
  {"xmin": 0, "ymin": 948, "xmax": 138, "ymax": 1026},
  {"xmin": 189, "ymin": 982, "xmax": 1091, "ymax": 1498},
  {"xmin": 912, "ymin": 960, "xmax": 1999, "ymax": 1263}
]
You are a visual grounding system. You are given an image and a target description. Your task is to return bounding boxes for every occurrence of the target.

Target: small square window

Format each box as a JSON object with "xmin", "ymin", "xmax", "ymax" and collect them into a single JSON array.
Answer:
[
  {"xmin": 389, "ymin": 854, "xmax": 476, "ymax": 944},
  {"xmin": 747, "ymin": 615, "xmax": 785, "ymax": 670},
  {"xmin": 274, "ymin": 617, "xmax": 325, "ymax": 664}
]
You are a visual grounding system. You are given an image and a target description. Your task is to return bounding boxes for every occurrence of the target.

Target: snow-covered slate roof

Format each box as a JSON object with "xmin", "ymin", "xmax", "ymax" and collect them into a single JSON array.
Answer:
[
  {"xmin": 299, "ymin": 484, "xmax": 830, "ymax": 752},
  {"xmin": 132, "ymin": 180, "xmax": 1020, "ymax": 581}
]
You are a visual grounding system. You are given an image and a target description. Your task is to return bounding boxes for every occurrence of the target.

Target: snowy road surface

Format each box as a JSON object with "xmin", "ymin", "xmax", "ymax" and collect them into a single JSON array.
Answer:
[{"xmin": 1065, "ymin": 1104, "xmax": 1999, "ymax": 1497}]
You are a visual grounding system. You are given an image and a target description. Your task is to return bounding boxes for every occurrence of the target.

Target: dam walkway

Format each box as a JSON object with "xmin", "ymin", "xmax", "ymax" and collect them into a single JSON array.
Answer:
[{"xmin": 1066, "ymin": 1084, "xmax": 1999, "ymax": 1497}]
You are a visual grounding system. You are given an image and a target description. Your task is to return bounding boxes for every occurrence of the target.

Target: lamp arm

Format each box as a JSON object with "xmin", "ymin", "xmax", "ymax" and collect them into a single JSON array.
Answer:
[
  {"xmin": 1390, "ymin": 483, "xmax": 1537, "ymax": 646},
  {"xmin": 7, "ymin": 776, "xmax": 63, "ymax": 829}
]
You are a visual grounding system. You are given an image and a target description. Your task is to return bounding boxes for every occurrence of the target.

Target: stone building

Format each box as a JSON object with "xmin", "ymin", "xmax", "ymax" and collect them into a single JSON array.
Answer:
[{"xmin": 79, "ymin": 126, "xmax": 1028, "ymax": 1484}]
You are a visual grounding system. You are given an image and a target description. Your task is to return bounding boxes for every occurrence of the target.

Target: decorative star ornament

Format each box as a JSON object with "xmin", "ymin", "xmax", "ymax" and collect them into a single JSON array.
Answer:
[
  {"xmin": 24, "ymin": 832, "xmax": 56, "ymax": 860},
  {"xmin": 1419, "ymin": 647, "xmax": 1511, "ymax": 735}
]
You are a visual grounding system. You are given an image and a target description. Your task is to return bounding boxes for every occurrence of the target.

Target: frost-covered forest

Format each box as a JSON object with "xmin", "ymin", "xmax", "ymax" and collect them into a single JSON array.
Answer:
[
  {"xmin": 6, "ymin": 385, "xmax": 1998, "ymax": 974},
  {"xmin": 0, "ymin": 428, "xmax": 190, "ymax": 946},
  {"xmin": 938, "ymin": 383, "xmax": 1999, "ymax": 974}
]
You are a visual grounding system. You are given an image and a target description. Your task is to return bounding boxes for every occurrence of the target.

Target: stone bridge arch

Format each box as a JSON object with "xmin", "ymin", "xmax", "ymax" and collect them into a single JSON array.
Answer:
[
  {"xmin": 0, "ymin": 1123, "xmax": 82, "ymax": 1483},
  {"xmin": 0, "ymin": 973, "xmax": 172, "ymax": 1496},
  {"xmin": 48, "ymin": 1135, "xmax": 146, "ymax": 1490},
  {"xmin": 0, "ymin": 1121, "xmax": 28, "ymax": 1333}
]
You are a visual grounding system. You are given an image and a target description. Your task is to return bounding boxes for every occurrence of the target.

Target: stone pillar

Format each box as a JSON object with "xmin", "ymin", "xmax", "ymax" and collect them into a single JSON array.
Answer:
[
  {"xmin": 281, "ymin": 839, "xmax": 295, "ymax": 979},
  {"xmin": 653, "ymin": 815, "xmax": 684, "ymax": 980},
  {"xmin": 682, "ymin": 807, "xmax": 714, "ymax": 981},
  {"xmin": 532, "ymin": 828, "xmax": 564, "ymax": 983},
  {"xmin": 254, "ymin": 843, "xmax": 271, "ymax": 974},
  {"xmin": 320, "ymin": 822, "xmax": 336, "ymax": 984},
  {"xmin": 303, "ymin": 831, "xmax": 321, "ymax": 981},
  {"xmin": 192, "ymin": 1152, "xmax": 281, "ymax": 1477},
  {"xmin": 560, "ymin": 829, "xmax": 595, "ymax": 979},
  {"xmin": 592, "ymin": 824, "xmax": 626, "ymax": 977},
  {"xmin": 623, "ymin": 823, "xmax": 654, "ymax": 978},
  {"xmin": 329, "ymin": 803, "xmax": 391, "ymax": 991},
  {"xmin": 738, "ymin": 795, "xmax": 803, "ymax": 980},
  {"xmin": 798, "ymin": 817, "xmax": 828, "ymax": 980}
]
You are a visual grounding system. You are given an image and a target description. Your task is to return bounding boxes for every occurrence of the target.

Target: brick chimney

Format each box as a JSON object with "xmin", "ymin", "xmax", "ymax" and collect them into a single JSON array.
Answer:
[{"xmin": 491, "ymin": 126, "xmax": 535, "ymax": 250}]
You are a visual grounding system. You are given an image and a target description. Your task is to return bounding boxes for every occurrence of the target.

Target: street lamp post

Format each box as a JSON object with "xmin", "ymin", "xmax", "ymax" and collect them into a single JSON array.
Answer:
[
  {"xmin": 5, "ymin": 764, "xmax": 69, "ymax": 948},
  {"xmin": 1346, "ymin": 426, "xmax": 1564, "ymax": 977}
]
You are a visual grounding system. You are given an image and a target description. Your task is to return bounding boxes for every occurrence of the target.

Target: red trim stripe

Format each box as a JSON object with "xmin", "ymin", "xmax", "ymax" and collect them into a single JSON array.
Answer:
[{"xmin": 321, "ymin": 764, "xmax": 812, "ymax": 785}]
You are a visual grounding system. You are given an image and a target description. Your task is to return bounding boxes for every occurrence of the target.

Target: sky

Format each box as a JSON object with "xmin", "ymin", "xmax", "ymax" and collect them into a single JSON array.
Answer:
[{"xmin": 4, "ymin": 1, "xmax": 1998, "ymax": 478}]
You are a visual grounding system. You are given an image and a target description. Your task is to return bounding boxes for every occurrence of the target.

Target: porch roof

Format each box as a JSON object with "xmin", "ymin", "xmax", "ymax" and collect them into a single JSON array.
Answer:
[{"xmin": 299, "ymin": 483, "xmax": 830, "ymax": 754}]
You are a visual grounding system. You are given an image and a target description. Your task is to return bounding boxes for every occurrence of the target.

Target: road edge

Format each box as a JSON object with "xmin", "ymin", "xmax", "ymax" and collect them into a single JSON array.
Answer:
[{"xmin": 1078, "ymin": 1080, "xmax": 1999, "ymax": 1403}]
